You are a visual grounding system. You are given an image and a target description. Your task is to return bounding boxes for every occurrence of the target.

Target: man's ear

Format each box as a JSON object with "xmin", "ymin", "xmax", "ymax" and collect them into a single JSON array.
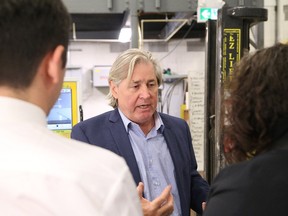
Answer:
[
  {"xmin": 47, "ymin": 45, "xmax": 65, "ymax": 85},
  {"xmin": 29, "ymin": 45, "xmax": 65, "ymax": 115},
  {"xmin": 109, "ymin": 80, "xmax": 118, "ymax": 99}
]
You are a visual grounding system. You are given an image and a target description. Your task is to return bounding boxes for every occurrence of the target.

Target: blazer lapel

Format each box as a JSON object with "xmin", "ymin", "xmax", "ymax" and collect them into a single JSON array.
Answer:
[
  {"xmin": 162, "ymin": 118, "xmax": 186, "ymax": 211},
  {"xmin": 163, "ymin": 125, "xmax": 184, "ymax": 180},
  {"xmin": 108, "ymin": 109, "xmax": 142, "ymax": 184}
]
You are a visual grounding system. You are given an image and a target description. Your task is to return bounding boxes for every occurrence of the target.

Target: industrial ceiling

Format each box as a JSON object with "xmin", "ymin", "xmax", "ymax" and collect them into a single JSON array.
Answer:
[
  {"xmin": 63, "ymin": 0, "xmax": 206, "ymax": 42},
  {"xmin": 70, "ymin": 12, "xmax": 206, "ymax": 41}
]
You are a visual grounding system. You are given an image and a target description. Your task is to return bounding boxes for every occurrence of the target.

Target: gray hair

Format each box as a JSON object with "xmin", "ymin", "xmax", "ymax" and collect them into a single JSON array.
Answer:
[{"xmin": 107, "ymin": 48, "xmax": 163, "ymax": 108}]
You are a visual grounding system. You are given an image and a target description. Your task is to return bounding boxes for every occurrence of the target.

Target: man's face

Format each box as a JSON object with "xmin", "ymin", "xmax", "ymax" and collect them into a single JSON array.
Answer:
[{"xmin": 110, "ymin": 61, "xmax": 159, "ymax": 126}]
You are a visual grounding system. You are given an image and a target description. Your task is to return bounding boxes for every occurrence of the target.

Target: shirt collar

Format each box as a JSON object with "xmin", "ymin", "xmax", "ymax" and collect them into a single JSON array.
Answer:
[
  {"xmin": 0, "ymin": 96, "xmax": 47, "ymax": 126},
  {"xmin": 118, "ymin": 108, "xmax": 164, "ymax": 133}
]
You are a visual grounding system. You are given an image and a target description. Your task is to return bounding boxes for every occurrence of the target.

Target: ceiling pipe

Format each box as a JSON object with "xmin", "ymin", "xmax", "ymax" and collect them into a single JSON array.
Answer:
[
  {"xmin": 155, "ymin": 0, "xmax": 161, "ymax": 9},
  {"xmin": 72, "ymin": 22, "xmax": 77, "ymax": 40},
  {"xmin": 107, "ymin": 0, "xmax": 113, "ymax": 10},
  {"xmin": 130, "ymin": 0, "xmax": 140, "ymax": 48},
  {"xmin": 140, "ymin": 18, "xmax": 188, "ymax": 42}
]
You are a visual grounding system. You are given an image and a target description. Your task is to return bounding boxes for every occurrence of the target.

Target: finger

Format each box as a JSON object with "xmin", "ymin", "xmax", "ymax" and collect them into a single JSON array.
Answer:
[
  {"xmin": 153, "ymin": 185, "xmax": 172, "ymax": 207},
  {"xmin": 158, "ymin": 193, "xmax": 174, "ymax": 216},
  {"xmin": 202, "ymin": 202, "xmax": 206, "ymax": 210},
  {"xmin": 166, "ymin": 192, "xmax": 174, "ymax": 205},
  {"xmin": 136, "ymin": 182, "xmax": 144, "ymax": 198}
]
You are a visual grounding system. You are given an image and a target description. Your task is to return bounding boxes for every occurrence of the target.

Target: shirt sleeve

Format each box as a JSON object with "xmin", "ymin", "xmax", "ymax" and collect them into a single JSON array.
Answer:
[{"xmin": 101, "ymin": 166, "xmax": 143, "ymax": 216}]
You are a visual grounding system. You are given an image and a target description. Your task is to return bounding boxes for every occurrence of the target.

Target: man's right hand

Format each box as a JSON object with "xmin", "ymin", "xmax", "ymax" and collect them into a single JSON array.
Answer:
[{"xmin": 136, "ymin": 182, "xmax": 174, "ymax": 216}]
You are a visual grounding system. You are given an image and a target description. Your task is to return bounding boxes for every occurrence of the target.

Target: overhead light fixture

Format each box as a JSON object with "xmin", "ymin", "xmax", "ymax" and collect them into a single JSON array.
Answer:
[{"xmin": 118, "ymin": 27, "xmax": 131, "ymax": 43}]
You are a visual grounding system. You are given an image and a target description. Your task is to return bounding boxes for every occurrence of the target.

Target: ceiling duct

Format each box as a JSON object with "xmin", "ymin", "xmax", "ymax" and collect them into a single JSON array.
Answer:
[{"xmin": 140, "ymin": 12, "xmax": 195, "ymax": 42}]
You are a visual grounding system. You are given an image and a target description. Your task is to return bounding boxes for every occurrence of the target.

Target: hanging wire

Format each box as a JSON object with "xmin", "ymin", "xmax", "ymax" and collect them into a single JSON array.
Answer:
[
  {"xmin": 161, "ymin": 77, "xmax": 186, "ymax": 114},
  {"xmin": 159, "ymin": 19, "xmax": 197, "ymax": 62}
]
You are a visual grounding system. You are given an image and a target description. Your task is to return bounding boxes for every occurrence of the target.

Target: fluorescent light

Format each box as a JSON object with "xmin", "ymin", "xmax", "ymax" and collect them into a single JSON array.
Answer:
[{"xmin": 118, "ymin": 27, "xmax": 131, "ymax": 43}]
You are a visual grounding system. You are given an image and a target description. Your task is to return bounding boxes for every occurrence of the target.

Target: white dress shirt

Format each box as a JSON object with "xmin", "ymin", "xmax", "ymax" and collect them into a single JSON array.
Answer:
[{"xmin": 0, "ymin": 96, "xmax": 142, "ymax": 216}]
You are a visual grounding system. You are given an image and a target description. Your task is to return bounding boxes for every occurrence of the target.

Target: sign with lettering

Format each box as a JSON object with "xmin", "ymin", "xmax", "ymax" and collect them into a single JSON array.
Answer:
[
  {"xmin": 222, "ymin": 28, "xmax": 241, "ymax": 87},
  {"xmin": 189, "ymin": 73, "xmax": 205, "ymax": 171}
]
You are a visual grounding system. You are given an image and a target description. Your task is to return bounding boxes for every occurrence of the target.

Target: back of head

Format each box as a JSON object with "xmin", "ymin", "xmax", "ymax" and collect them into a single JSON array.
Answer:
[
  {"xmin": 107, "ymin": 48, "xmax": 162, "ymax": 108},
  {"xmin": 225, "ymin": 43, "xmax": 288, "ymax": 163},
  {"xmin": 0, "ymin": 0, "xmax": 71, "ymax": 89}
]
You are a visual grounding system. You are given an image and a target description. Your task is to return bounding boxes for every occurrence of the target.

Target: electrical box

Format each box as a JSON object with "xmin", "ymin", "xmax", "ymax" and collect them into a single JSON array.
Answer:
[{"xmin": 92, "ymin": 66, "xmax": 111, "ymax": 87}]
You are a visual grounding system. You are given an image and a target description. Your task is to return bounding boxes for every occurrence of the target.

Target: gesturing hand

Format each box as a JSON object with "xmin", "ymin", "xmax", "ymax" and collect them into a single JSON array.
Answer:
[{"xmin": 137, "ymin": 182, "xmax": 174, "ymax": 216}]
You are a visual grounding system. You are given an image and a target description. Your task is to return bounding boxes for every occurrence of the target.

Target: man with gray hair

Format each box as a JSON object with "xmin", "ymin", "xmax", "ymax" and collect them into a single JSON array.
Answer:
[{"xmin": 72, "ymin": 48, "xmax": 210, "ymax": 216}]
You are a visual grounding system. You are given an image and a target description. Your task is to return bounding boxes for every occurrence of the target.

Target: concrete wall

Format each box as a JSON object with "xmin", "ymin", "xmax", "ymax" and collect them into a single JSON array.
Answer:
[
  {"xmin": 264, "ymin": 0, "xmax": 288, "ymax": 46},
  {"xmin": 66, "ymin": 39, "xmax": 205, "ymax": 120}
]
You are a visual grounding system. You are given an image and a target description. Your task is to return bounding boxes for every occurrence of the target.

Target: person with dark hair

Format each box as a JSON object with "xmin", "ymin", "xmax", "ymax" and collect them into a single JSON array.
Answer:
[
  {"xmin": 0, "ymin": 0, "xmax": 142, "ymax": 215},
  {"xmin": 203, "ymin": 43, "xmax": 288, "ymax": 216},
  {"xmin": 71, "ymin": 48, "xmax": 210, "ymax": 216}
]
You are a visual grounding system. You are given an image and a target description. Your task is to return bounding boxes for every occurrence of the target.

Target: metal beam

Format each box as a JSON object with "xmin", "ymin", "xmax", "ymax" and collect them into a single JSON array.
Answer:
[
  {"xmin": 224, "ymin": 0, "xmax": 265, "ymax": 48},
  {"xmin": 139, "ymin": 0, "xmax": 197, "ymax": 12},
  {"xmin": 62, "ymin": 0, "xmax": 128, "ymax": 13},
  {"xmin": 224, "ymin": 0, "xmax": 264, "ymax": 7},
  {"xmin": 212, "ymin": 5, "xmax": 267, "ymax": 178},
  {"xmin": 158, "ymin": 12, "xmax": 194, "ymax": 40},
  {"xmin": 62, "ymin": 0, "xmax": 198, "ymax": 13}
]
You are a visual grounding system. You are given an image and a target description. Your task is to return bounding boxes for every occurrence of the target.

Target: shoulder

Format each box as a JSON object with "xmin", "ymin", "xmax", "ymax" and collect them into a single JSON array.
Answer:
[
  {"xmin": 73, "ymin": 110, "xmax": 115, "ymax": 130},
  {"xmin": 49, "ymin": 132, "xmax": 141, "ymax": 215},
  {"xmin": 205, "ymin": 150, "xmax": 288, "ymax": 216},
  {"xmin": 81, "ymin": 110, "xmax": 113, "ymax": 124},
  {"xmin": 49, "ymin": 130, "xmax": 127, "ymax": 170},
  {"xmin": 159, "ymin": 112, "xmax": 188, "ymax": 127},
  {"xmin": 211, "ymin": 149, "xmax": 288, "ymax": 194},
  {"xmin": 211, "ymin": 161, "xmax": 247, "ymax": 186},
  {"xmin": 159, "ymin": 113, "xmax": 190, "ymax": 137}
]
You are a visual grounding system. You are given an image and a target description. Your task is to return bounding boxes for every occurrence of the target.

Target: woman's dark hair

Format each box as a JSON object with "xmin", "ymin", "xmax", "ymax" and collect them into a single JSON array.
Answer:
[{"xmin": 224, "ymin": 43, "xmax": 288, "ymax": 163}]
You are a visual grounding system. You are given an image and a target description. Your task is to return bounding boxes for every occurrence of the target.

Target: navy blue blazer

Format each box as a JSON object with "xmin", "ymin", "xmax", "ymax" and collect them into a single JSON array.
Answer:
[{"xmin": 71, "ymin": 109, "xmax": 209, "ymax": 215}]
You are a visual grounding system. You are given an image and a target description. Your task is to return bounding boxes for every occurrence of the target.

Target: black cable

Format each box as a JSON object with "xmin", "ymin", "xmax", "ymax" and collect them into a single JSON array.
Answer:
[
  {"xmin": 79, "ymin": 105, "xmax": 83, "ymax": 121},
  {"xmin": 161, "ymin": 77, "xmax": 186, "ymax": 114},
  {"xmin": 159, "ymin": 19, "xmax": 197, "ymax": 62}
]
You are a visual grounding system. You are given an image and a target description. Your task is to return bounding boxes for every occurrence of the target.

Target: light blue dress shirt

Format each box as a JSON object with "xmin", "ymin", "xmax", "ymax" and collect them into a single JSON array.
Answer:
[{"xmin": 119, "ymin": 110, "xmax": 182, "ymax": 216}]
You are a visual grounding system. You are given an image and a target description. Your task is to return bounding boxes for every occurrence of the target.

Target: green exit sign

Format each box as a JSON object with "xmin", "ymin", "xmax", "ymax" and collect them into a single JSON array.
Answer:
[{"xmin": 197, "ymin": 7, "xmax": 218, "ymax": 23}]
